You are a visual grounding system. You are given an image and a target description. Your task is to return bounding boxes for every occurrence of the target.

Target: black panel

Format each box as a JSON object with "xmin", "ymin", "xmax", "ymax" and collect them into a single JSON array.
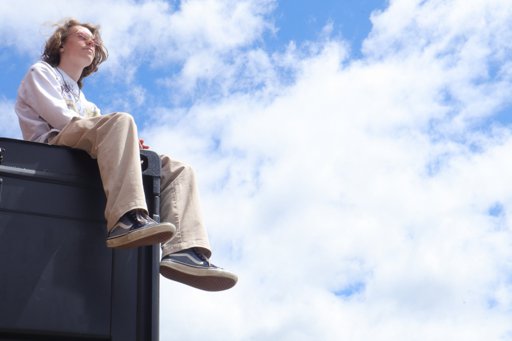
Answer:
[{"xmin": 0, "ymin": 138, "xmax": 160, "ymax": 341}]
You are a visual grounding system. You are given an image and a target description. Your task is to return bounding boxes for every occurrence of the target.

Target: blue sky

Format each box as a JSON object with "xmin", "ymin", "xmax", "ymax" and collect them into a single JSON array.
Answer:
[
  {"xmin": 271, "ymin": 0, "xmax": 387, "ymax": 55},
  {"xmin": 2, "ymin": 1, "xmax": 512, "ymax": 340}
]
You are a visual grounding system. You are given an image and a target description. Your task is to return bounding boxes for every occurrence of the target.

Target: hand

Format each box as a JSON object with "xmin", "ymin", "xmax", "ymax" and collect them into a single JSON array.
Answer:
[{"xmin": 139, "ymin": 138, "xmax": 150, "ymax": 150}]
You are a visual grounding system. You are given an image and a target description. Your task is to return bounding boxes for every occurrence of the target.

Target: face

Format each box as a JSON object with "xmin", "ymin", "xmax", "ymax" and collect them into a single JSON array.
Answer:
[{"xmin": 60, "ymin": 26, "xmax": 98, "ymax": 68}]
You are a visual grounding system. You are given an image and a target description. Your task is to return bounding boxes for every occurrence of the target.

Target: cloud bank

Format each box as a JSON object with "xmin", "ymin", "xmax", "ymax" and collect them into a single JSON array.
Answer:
[{"xmin": 1, "ymin": 0, "xmax": 512, "ymax": 340}]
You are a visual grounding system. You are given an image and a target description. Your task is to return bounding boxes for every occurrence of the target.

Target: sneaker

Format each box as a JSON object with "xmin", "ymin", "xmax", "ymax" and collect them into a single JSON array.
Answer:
[
  {"xmin": 106, "ymin": 210, "xmax": 175, "ymax": 248},
  {"xmin": 160, "ymin": 248, "xmax": 238, "ymax": 291}
]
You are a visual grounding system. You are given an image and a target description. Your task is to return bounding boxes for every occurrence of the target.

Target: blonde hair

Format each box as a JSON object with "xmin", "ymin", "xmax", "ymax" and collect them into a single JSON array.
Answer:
[{"xmin": 42, "ymin": 18, "xmax": 108, "ymax": 88}]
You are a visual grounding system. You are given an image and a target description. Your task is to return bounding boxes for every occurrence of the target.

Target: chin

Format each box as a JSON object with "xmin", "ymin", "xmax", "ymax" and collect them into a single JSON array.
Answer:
[{"xmin": 82, "ymin": 57, "xmax": 94, "ymax": 68}]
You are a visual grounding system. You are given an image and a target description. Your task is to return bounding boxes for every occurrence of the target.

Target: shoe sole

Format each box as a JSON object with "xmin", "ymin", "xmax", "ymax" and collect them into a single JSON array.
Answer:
[
  {"xmin": 106, "ymin": 223, "xmax": 175, "ymax": 249},
  {"xmin": 160, "ymin": 260, "xmax": 238, "ymax": 292}
]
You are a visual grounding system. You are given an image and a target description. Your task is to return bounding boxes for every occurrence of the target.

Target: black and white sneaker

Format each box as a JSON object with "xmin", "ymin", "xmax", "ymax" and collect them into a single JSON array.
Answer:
[
  {"xmin": 160, "ymin": 248, "xmax": 238, "ymax": 291},
  {"xmin": 106, "ymin": 209, "xmax": 175, "ymax": 248}
]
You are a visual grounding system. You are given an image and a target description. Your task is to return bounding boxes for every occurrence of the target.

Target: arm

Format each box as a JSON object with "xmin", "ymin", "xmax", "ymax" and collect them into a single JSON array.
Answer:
[{"xmin": 18, "ymin": 63, "xmax": 79, "ymax": 130}]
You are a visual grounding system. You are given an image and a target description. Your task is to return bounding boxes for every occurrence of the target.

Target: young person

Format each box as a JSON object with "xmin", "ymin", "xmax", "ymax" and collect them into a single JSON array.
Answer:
[{"xmin": 15, "ymin": 19, "xmax": 237, "ymax": 291}]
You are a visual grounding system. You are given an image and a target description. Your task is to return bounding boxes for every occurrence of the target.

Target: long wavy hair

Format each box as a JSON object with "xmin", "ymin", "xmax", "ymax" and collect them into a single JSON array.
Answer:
[{"xmin": 42, "ymin": 19, "xmax": 108, "ymax": 88}]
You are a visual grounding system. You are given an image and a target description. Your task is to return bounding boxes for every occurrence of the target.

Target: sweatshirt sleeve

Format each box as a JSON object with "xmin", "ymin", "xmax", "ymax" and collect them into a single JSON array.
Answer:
[{"xmin": 18, "ymin": 63, "xmax": 79, "ymax": 130}]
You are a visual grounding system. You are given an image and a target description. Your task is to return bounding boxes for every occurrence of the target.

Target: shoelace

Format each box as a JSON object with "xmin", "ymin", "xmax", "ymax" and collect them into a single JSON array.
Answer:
[
  {"xmin": 129, "ymin": 210, "xmax": 150, "ymax": 225},
  {"xmin": 192, "ymin": 248, "xmax": 211, "ymax": 266},
  {"xmin": 128, "ymin": 210, "xmax": 141, "ymax": 223}
]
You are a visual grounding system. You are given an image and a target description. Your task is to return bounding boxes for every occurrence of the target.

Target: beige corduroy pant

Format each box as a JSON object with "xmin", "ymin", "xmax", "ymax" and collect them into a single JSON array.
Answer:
[{"xmin": 48, "ymin": 112, "xmax": 211, "ymax": 257}]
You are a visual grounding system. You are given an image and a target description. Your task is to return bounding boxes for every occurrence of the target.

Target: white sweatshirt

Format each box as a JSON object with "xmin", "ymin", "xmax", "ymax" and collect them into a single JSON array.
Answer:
[{"xmin": 15, "ymin": 61, "xmax": 100, "ymax": 142}]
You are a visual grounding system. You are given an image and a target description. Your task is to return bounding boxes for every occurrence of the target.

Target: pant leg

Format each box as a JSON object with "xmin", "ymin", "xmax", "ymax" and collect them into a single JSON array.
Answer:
[
  {"xmin": 48, "ymin": 113, "xmax": 147, "ymax": 229},
  {"xmin": 159, "ymin": 155, "xmax": 211, "ymax": 258}
]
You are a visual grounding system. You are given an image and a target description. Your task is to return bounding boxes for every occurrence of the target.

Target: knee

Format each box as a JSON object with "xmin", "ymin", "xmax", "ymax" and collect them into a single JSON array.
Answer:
[
  {"xmin": 107, "ymin": 112, "xmax": 137, "ymax": 130},
  {"xmin": 161, "ymin": 155, "xmax": 195, "ymax": 179},
  {"xmin": 111, "ymin": 112, "xmax": 135, "ymax": 124},
  {"xmin": 180, "ymin": 162, "xmax": 194, "ymax": 176},
  {"xmin": 177, "ymin": 162, "xmax": 197, "ymax": 184}
]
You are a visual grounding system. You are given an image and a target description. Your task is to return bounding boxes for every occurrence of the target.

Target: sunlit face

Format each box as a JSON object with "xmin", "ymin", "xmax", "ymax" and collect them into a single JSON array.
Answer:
[{"xmin": 60, "ymin": 25, "xmax": 98, "ymax": 68}]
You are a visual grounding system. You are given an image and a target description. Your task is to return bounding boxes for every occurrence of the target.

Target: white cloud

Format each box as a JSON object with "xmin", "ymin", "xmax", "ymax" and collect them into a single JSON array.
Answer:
[
  {"xmin": 100, "ymin": 0, "xmax": 275, "ymax": 89},
  {"xmin": 143, "ymin": 0, "xmax": 512, "ymax": 340},
  {"xmin": 365, "ymin": 0, "xmax": 512, "ymax": 129}
]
